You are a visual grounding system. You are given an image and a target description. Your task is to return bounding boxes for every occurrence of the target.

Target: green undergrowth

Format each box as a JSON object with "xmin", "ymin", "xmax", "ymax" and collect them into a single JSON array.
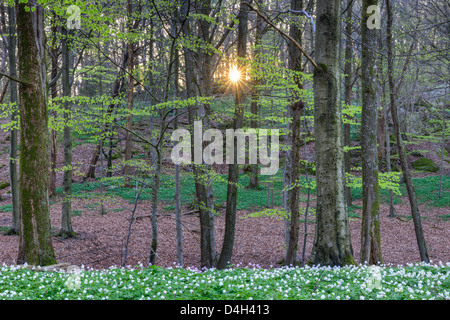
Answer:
[
  {"xmin": 0, "ymin": 263, "xmax": 448, "ymax": 300},
  {"xmin": 349, "ymin": 175, "xmax": 449, "ymax": 207},
  {"xmin": 56, "ymin": 171, "xmax": 286, "ymax": 211},
  {"xmin": 54, "ymin": 174, "xmax": 448, "ymax": 217}
]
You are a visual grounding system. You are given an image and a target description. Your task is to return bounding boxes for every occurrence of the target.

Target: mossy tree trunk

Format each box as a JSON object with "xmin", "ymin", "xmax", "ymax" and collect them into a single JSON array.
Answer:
[
  {"xmin": 309, "ymin": 0, "xmax": 354, "ymax": 266},
  {"xmin": 360, "ymin": 0, "xmax": 382, "ymax": 265},
  {"xmin": 16, "ymin": 2, "xmax": 56, "ymax": 266}
]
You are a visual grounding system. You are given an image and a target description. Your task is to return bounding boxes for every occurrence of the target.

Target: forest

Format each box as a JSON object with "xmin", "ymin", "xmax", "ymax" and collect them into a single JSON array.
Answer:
[{"xmin": 0, "ymin": 0, "xmax": 448, "ymax": 302}]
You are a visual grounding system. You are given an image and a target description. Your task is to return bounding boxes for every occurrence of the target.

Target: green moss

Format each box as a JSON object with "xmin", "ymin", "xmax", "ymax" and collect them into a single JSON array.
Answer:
[
  {"xmin": 411, "ymin": 158, "xmax": 439, "ymax": 172},
  {"xmin": 0, "ymin": 204, "xmax": 12, "ymax": 212},
  {"xmin": 343, "ymin": 255, "xmax": 356, "ymax": 266},
  {"xmin": 0, "ymin": 181, "xmax": 10, "ymax": 190},
  {"xmin": 71, "ymin": 210, "xmax": 82, "ymax": 216},
  {"xmin": 317, "ymin": 63, "xmax": 328, "ymax": 73}
]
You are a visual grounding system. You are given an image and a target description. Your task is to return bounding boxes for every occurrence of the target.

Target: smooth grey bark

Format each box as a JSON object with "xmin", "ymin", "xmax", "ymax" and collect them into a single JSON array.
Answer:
[
  {"xmin": 308, "ymin": 0, "xmax": 354, "ymax": 266},
  {"xmin": 7, "ymin": 4, "xmax": 20, "ymax": 234},
  {"xmin": 360, "ymin": 0, "xmax": 382, "ymax": 265},
  {"xmin": 174, "ymin": 111, "xmax": 183, "ymax": 266},
  {"xmin": 49, "ymin": 12, "xmax": 58, "ymax": 198},
  {"xmin": 377, "ymin": 42, "xmax": 396, "ymax": 217},
  {"xmin": 59, "ymin": 25, "xmax": 75, "ymax": 238},
  {"xmin": 381, "ymin": 65, "xmax": 396, "ymax": 217}
]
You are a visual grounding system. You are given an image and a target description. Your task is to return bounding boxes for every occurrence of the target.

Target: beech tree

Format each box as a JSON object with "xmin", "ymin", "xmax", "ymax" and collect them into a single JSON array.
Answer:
[
  {"xmin": 58, "ymin": 23, "xmax": 75, "ymax": 239},
  {"xmin": 16, "ymin": 1, "xmax": 57, "ymax": 266},
  {"xmin": 0, "ymin": 0, "xmax": 444, "ymax": 271},
  {"xmin": 122, "ymin": 0, "xmax": 136, "ymax": 180},
  {"xmin": 308, "ymin": 0, "xmax": 354, "ymax": 266},
  {"xmin": 360, "ymin": 0, "xmax": 382, "ymax": 265},
  {"xmin": 284, "ymin": 0, "xmax": 304, "ymax": 266},
  {"xmin": 217, "ymin": 0, "xmax": 248, "ymax": 270},
  {"xmin": 343, "ymin": 0, "xmax": 354, "ymax": 208}
]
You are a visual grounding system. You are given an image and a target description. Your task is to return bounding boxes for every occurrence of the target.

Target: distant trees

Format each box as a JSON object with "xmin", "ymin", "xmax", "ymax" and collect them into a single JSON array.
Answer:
[{"xmin": 1, "ymin": 0, "xmax": 444, "ymax": 269}]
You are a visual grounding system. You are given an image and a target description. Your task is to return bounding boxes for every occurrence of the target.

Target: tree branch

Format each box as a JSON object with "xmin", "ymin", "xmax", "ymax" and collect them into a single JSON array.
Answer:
[
  {"xmin": 243, "ymin": 1, "xmax": 318, "ymax": 70},
  {"xmin": 0, "ymin": 71, "xmax": 30, "ymax": 85}
]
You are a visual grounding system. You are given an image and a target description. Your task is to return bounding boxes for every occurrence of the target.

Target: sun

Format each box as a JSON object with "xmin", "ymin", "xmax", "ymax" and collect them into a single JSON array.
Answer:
[{"xmin": 229, "ymin": 66, "xmax": 241, "ymax": 83}]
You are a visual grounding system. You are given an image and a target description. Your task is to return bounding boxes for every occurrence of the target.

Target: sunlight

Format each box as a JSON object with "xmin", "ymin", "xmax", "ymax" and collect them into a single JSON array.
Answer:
[{"xmin": 229, "ymin": 65, "xmax": 241, "ymax": 83}]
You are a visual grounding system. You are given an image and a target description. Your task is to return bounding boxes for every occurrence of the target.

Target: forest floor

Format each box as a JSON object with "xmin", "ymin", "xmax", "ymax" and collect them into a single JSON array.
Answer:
[{"xmin": 0, "ymin": 121, "xmax": 448, "ymax": 270}]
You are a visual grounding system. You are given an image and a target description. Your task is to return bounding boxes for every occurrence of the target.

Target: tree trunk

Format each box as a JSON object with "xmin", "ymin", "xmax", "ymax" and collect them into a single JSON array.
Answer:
[
  {"xmin": 84, "ymin": 50, "xmax": 128, "ymax": 180},
  {"xmin": 378, "ymin": 42, "xmax": 395, "ymax": 217},
  {"xmin": 181, "ymin": 0, "xmax": 215, "ymax": 268},
  {"xmin": 7, "ymin": 4, "xmax": 20, "ymax": 235},
  {"xmin": 148, "ymin": 146, "xmax": 161, "ymax": 266},
  {"xmin": 197, "ymin": 0, "xmax": 217, "ymax": 266},
  {"xmin": 122, "ymin": 0, "xmax": 135, "ymax": 180},
  {"xmin": 217, "ymin": 0, "xmax": 248, "ymax": 270},
  {"xmin": 308, "ymin": 0, "xmax": 354, "ymax": 266},
  {"xmin": 284, "ymin": 0, "xmax": 304, "ymax": 266},
  {"xmin": 59, "ymin": 26, "xmax": 75, "ymax": 238},
  {"xmin": 360, "ymin": 0, "xmax": 382, "ymax": 265},
  {"xmin": 172, "ymin": 7, "xmax": 183, "ymax": 267},
  {"xmin": 174, "ymin": 110, "xmax": 183, "ymax": 266},
  {"xmin": 343, "ymin": 0, "xmax": 353, "ymax": 208},
  {"xmin": 16, "ymin": 2, "xmax": 57, "ymax": 266},
  {"xmin": 438, "ymin": 101, "xmax": 446, "ymax": 198},
  {"xmin": 385, "ymin": 0, "xmax": 429, "ymax": 263},
  {"xmin": 285, "ymin": 101, "xmax": 303, "ymax": 265},
  {"xmin": 248, "ymin": 0, "xmax": 264, "ymax": 190},
  {"xmin": 49, "ymin": 13, "xmax": 58, "ymax": 197}
]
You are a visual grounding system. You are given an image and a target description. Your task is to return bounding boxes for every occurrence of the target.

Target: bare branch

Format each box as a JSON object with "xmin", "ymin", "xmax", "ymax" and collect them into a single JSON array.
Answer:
[
  {"xmin": 0, "ymin": 71, "xmax": 30, "ymax": 85},
  {"xmin": 243, "ymin": 1, "xmax": 319, "ymax": 70}
]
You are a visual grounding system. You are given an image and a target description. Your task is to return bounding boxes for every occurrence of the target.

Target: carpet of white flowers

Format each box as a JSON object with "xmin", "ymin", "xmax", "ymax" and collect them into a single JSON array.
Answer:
[{"xmin": 0, "ymin": 262, "xmax": 449, "ymax": 300}]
